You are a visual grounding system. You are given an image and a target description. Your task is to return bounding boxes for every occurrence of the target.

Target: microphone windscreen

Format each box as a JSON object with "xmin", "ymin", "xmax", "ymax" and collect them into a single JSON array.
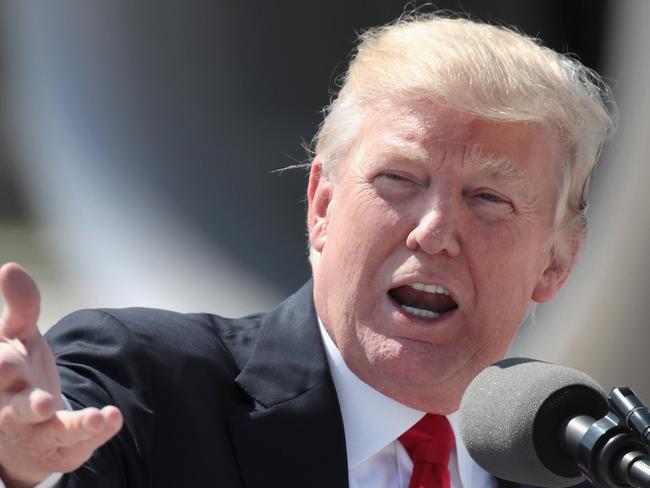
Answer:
[{"xmin": 459, "ymin": 357, "xmax": 608, "ymax": 488}]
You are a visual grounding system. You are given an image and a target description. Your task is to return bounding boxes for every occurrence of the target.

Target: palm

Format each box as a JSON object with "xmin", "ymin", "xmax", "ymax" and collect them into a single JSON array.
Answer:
[{"xmin": 0, "ymin": 263, "xmax": 122, "ymax": 487}]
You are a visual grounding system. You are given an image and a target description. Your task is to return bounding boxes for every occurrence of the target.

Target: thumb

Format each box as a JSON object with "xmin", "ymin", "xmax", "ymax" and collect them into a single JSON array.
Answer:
[{"xmin": 0, "ymin": 262, "xmax": 41, "ymax": 340}]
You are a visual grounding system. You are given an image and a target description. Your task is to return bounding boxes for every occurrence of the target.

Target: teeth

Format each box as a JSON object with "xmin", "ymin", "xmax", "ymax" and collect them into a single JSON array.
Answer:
[
  {"xmin": 401, "ymin": 305, "xmax": 440, "ymax": 319},
  {"xmin": 409, "ymin": 283, "xmax": 449, "ymax": 295}
]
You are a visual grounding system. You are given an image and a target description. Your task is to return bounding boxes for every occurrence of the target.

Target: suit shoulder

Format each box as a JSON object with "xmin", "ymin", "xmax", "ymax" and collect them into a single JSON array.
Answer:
[{"xmin": 46, "ymin": 307, "xmax": 263, "ymax": 371}]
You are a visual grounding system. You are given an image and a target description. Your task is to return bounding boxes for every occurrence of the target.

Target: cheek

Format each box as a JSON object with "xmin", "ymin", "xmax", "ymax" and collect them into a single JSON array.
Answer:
[
  {"xmin": 464, "ymin": 229, "xmax": 550, "ymax": 330},
  {"xmin": 332, "ymin": 191, "xmax": 409, "ymax": 258},
  {"xmin": 466, "ymin": 220, "xmax": 548, "ymax": 278},
  {"xmin": 469, "ymin": 274, "xmax": 530, "ymax": 362}
]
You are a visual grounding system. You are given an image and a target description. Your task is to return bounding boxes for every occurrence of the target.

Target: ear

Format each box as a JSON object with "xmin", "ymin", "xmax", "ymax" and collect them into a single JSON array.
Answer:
[
  {"xmin": 307, "ymin": 157, "xmax": 333, "ymax": 253},
  {"xmin": 531, "ymin": 238, "xmax": 581, "ymax": 303}
]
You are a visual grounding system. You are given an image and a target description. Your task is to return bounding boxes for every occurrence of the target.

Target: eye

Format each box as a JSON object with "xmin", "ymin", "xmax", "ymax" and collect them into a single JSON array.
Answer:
[
  {"xmin": 373, "ymin": 171, "xmax": 422, "ymax": 200},
  {"xmin": 477, "ymin": 192, "xmax": 507, "ymax": 204},
  {"xmin": 467, "ymin": 189, "xmax": 514, "ymax": 220},
  {"xmin": 374, "ymin": 172, "xmax": 418, "ymax": 188},
  {"xmin": 378, "ymin": 172, "xmax": 408, "ymax": 182}
]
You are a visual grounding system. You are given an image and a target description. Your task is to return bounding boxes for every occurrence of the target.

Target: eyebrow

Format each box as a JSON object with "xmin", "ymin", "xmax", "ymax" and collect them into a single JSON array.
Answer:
[
  {"xmin": 369, "ymin": 139, "xmax": 430, "ymax": 164},
  {"xmin": 462, "ymin": 146, "xmax": 527, "ymax": 186}
]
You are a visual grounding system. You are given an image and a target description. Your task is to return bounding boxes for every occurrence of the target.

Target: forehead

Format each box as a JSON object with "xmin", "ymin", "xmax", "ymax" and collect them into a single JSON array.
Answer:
[{"xmin": 349, "ymin": 99, "xmax": 562, "ymax": 181}]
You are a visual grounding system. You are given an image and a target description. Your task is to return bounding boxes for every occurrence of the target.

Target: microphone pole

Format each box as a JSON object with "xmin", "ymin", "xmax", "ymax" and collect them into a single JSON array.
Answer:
[
  {"xmin": 562, "ymin": 385, "xmax": 650, "ymax": 488},
  {"xmin": 562, "ymin": 409, "xmax": 650, "ymax": 488}
]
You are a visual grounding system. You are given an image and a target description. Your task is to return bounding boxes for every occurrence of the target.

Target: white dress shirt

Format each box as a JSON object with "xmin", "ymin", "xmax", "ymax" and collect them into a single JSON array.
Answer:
[{"xmin": 318, "ymin": 320, "xmax": 495, "ymax": 488}]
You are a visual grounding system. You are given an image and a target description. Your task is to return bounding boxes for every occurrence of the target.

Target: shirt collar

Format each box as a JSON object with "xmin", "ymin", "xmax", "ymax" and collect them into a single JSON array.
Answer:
[
  {"xmin": 317, "ymin": 318, "xmax": 490, "ymax": 488},
  {"xmin": 317, "ymin": 318, "xmax": 424, "ymax": 467}
]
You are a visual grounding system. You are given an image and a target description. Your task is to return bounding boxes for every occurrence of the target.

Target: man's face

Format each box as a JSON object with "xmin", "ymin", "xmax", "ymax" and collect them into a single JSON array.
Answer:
[{"xmin": 308, "ymin": 99, "xmax": 573, "ymax": 413}]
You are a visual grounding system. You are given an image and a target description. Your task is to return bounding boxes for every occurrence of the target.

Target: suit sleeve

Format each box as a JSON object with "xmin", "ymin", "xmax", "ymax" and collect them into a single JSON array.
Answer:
[{"xmin": 45, "ymin": 309, "xmax": 156, "ymax": 488}]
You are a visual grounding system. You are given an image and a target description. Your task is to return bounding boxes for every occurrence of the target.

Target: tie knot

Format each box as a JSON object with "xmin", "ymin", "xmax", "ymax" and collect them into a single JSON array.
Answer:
[{"xmin": 399, "ymin": 414, "xmax": 455, "ymax": 465}]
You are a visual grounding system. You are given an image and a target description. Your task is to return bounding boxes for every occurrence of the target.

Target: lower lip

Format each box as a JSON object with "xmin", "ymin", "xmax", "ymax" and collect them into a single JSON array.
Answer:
[{"xmin": 387, "ymin": 293, "xmax": 459, "ymax": 326}]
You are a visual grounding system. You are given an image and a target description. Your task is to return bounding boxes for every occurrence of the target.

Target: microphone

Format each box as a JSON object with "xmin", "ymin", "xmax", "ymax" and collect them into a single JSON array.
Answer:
[{"xmin": 459, "ymin": 357, "xmax": 609, "ymax": 487}]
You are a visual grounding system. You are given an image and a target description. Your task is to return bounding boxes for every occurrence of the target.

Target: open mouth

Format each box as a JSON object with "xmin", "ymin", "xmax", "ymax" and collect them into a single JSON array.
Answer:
[{"xmin": 388, "ymin": 283, "xmax": 458, "ymax": 320}]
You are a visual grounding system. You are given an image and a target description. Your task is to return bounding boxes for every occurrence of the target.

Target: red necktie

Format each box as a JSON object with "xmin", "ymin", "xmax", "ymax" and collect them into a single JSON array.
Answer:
[{"xmin": 399, "ymin": 414, "xmax": 455, "ymax": 488}]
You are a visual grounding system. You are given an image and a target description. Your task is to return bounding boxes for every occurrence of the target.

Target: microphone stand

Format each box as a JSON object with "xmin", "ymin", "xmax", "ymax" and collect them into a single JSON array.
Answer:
[{"xmin": 562, "ymin": 387, "xmax": 650, "ymax": 488}]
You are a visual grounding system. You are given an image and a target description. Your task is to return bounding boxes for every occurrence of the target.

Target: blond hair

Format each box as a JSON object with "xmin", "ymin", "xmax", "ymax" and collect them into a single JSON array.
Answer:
[{"xmin": 311, "ymin": 14, "xmax": 616, "ymax": 266}]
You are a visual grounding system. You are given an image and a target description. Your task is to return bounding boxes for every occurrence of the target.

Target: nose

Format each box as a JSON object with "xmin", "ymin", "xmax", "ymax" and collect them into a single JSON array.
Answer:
[{"xmin": 406, "ymin": 199, "xmax": 461, "ymax": 257}]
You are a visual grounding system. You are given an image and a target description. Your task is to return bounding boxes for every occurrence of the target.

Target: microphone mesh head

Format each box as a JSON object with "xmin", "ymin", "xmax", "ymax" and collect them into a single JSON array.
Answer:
[{"xmin": 459, "ymin": 357, "xmax": 606, "ymax": 488}]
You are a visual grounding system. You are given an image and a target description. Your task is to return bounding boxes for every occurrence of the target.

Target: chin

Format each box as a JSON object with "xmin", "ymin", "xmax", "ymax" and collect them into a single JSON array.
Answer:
[{"xmin": 367, "ymin": 340, "xmax": 467, "ymax": 385}]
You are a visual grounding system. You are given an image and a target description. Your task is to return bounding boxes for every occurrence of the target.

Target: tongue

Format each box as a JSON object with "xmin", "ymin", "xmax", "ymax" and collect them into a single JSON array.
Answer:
[{"xmin": 389, "ymin": 286, "xmax": 458, "ymax": 314}]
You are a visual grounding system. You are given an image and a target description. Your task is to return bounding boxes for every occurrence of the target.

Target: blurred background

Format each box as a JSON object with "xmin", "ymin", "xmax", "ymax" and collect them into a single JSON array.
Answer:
[{"xmin": 0, "ymin": 1, "xmax": 648, "ymax": 397}]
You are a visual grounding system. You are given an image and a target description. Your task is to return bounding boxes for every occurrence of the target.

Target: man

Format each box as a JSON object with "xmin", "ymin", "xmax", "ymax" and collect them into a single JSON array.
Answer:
[{"xmin": 0, "ymin": 14, "xmax": 614, "ymax": 488}]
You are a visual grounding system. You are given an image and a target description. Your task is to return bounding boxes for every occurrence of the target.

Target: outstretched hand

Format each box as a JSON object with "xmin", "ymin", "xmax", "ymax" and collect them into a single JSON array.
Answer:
[{"xmin": 0, "ymin": 263, "xmax": 122, "ymax": 488}]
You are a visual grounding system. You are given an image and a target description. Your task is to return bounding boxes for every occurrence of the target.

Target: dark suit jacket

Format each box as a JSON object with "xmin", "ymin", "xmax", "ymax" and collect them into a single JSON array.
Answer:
[{"xmin": 46, "ymin": 281, "xmax": 590, "ymax": 487}]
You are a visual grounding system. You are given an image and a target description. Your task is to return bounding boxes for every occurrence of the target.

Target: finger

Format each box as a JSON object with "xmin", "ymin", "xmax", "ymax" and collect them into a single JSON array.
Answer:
[
  {"xmin": 37, "ymin": 406, "xmax": 123, "ymax": 448},
  {"xmin": 56, "ymin": 407, "xmax": 123, "ymax": 465},
  {"xmin": 0, "ymin": 263, "xmax": 41, "ymax": 341},
  {"xmin": 7, "ymin": 387, "xmax": 56, "ymax": 423},
  {"xmin": 0, "ymin": 344, "xmax": 27, "ymax": 390}
]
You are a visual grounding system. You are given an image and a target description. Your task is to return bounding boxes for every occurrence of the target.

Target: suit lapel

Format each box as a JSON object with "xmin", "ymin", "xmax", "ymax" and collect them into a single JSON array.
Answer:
[{"xmin": 229, "ymin": 281, "xmax": 348, "ymax": 488}]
